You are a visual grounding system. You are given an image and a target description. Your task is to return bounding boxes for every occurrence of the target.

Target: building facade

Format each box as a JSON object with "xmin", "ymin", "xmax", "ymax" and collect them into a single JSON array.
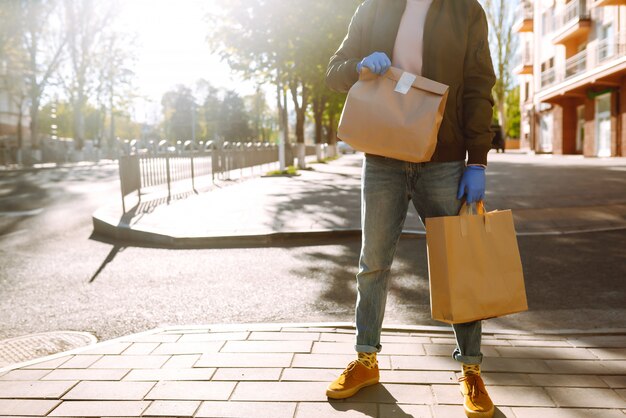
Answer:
[{"xmin": 516, "ymin": 0, "xmax": 626, "ymax": 157}]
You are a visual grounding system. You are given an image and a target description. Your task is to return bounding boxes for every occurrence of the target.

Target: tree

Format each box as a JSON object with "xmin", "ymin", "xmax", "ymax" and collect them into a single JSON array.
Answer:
[
  {"xmin": 482, "ymin": 0, "xmax": 517, "ymax": 139},
  {"xmin": 18, "ymin": 0, "xmax": 66, "ymax": 151},
  {"xmin": 207, "ymin": 0, "xmax": 360, "ymax": 165},
  {"xmin": 506, "ymin": 86, "xmax": 521, "ymax": 139},
  {"xmin": 161, "ymin": 85, "xmax": 197, "ymax": 142},
  {"xmin": 63, "ymin": 0, "xmax": 119, "ymax": 150}
]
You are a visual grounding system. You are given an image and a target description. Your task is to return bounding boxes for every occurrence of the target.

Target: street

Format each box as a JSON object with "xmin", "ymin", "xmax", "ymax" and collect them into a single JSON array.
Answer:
[{"xmin": 0, "ymin": 156, "xmax": 625, "ymax": 343}]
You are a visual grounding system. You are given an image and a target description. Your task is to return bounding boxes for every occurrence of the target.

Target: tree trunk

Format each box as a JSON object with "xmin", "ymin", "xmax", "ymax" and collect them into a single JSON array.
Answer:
[
  {"xmin": 29, "ymin": 95, "xmax": 40, "ymax": 150},
  {"xmin": 312, "ymin": 96, "xmax": 326, "ymax": 145}
]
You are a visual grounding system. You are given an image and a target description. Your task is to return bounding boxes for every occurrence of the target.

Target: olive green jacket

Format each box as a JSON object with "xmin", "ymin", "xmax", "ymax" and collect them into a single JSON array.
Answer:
[{"xmin": 326, "ymin": 0, "xmax": 496, "ymax": 165}]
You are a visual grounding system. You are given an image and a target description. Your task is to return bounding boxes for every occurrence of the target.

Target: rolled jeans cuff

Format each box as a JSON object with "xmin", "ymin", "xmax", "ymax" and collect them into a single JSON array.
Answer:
[
  {"xmin": 355, "ymin": 344, "xmax": 381, "ymax": 353},
  {"xmin": 453, "ymin": 348, "xmax": 483, "ymax": 365}
]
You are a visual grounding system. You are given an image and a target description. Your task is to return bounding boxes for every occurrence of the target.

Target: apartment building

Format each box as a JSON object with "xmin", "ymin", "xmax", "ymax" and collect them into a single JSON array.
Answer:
[{"xmin": 516, "ymin": 0, "xmax": 626, "ymax": 157}]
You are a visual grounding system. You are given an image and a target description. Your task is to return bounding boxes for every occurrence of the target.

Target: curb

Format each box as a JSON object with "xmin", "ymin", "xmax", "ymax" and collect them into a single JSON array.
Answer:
[{"xmin": 93, "ymin": 207, "xmax": 626, "ymax": 249}]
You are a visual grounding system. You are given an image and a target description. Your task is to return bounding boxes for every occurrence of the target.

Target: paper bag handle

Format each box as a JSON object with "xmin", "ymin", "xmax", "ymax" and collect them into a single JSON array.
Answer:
[{"xmin": 459, "ymin": 200, "xmax": 491, "ymax": 236}]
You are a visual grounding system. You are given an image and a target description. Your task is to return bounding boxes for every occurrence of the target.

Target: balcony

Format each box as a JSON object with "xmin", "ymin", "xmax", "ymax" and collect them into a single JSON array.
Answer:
[
  {"xmin": 589, "ymin": 0, "xmax": 626, "ymax": 7},
  {"xmin": 565, "ymin": 50, "xmax": 587, "ymax": 79},
  {"xmin": 541, "ymin": 68, "xmax": 557, "ymax": 88},
  {"xmin": 515, "ymin": 45, "xmax": 534, "ymax": 75},
  {"xmin": 597, "ymin": 32, "xmax": 626, "ymax": 64},
  {"xmin": 513, "ymin": 2, "xmax": 534, "ymax": 33},
  {"xmin": 552, "ymin": 1, "xmax": 591, "ymax": 46}
]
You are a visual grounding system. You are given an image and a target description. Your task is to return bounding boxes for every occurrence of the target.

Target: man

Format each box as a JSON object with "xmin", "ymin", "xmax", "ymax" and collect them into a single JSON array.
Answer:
[{"xmin": 325, "ymin": 0, "xmax": 496, "ymax": 417}]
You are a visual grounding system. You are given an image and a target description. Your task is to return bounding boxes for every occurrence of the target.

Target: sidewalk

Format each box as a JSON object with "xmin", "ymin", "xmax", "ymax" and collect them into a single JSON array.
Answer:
[
  {"xmin": 0, "ymin": 323, "xmax": 624, "ymax": 417},
  {"xmin": 92, "ymin": 152, "xmax": 626, "ymax": 248}
]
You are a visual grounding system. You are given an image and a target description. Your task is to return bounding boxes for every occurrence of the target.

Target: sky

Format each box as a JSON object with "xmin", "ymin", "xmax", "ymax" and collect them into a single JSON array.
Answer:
[{"xmin": 116, "ymin": 0, "xmax": 258, "ymax": 124}]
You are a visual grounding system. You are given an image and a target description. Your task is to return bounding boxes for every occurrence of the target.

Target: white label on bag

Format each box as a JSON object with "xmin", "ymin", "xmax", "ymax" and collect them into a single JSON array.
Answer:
[{"xmin": 394, "ymin": 72, "xmax": 417, "ymax": 95}]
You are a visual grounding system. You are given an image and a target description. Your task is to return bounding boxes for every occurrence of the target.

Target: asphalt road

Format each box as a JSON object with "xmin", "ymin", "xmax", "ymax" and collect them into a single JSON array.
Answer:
[{"xmin": 0, "ymin": 161, "xmax": 625, "ymax": 344}]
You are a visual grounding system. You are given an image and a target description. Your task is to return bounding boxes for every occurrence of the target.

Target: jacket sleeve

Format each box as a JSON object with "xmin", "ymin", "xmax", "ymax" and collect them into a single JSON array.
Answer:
[
  {"xmin": 326, "ymin": 1, "xmax": 371, "ymax": 93},
  {"xmin": 462, "ymin": 2, "xmax": 496, "ymax": 166}
]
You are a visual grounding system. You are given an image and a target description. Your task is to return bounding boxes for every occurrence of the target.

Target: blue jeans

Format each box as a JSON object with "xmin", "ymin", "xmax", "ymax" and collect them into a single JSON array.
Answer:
[{"xmin": 355, "ymin": 154, "xmax": 483, "ymax": 365}]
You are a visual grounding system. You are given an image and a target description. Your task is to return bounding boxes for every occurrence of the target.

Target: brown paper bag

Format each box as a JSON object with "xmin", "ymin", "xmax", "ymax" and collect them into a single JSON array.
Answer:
[
  {"xmin": 337, "ymin": 66, "xmax": 449, "ymax": 163},
  {"xmin": 425, "ymin": 202, "xmax": 528, "ymax": 324}
]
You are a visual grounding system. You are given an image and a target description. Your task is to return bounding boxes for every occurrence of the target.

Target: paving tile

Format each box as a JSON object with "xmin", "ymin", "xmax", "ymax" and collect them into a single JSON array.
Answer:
[
  {"xmin": 0, "ymin": 380, "xmax": 78, "ymax": 399},
  {"xmin": 511, "ymin": 407, "xmax": 626, "ymax": 417},
  {"xmin": 221, "ymin": 340, "xmax": 312, "ymax": 353},
  {"xmin": 145, "ymin": 381, "xmax": 236, "ymax": 401},
  {"xmin": 0, "ymin": 399, "xmax": 61, "ymax": 415},
  {"xmin": 151, "ymin": 341, "xmax": 224, "ymax": 355},
  {"xmin": 142, "ymin": 400, "xmax": 200, "ymax": 417},
  {"xmin": 163, "ymin": 329, "xmax": 211, "ymax": 335},
  {"xmin": 42, "ymin": 368, "xmax": 130, "ymax": 381},
  {"xmin": 488, "ymin": 385, "xmax": 556, "ymax": 407},
  {"xmin": 545, "ymin": 359, "xmax": 626, "ymax": 375},
  {"xmin": 296, "ymin": 402, "xmax": 378, "ymax": 417},
  {"xmin": 161, "ymin": 354, "xmax": 201, "ymax": 369},
  {"xmin": 319, "ymin": 332, "xmax": 355, "ymax": 342},
  {"xmin": 527, "ymin": 373, "xmax": 608, "ymax": 388},
  {"xmin": 616, "ymin": 388, "xmax": 626, "ymax": 402},
  {"xmin": 545, "ymin": 387, "xmax": 626, "ymax": 408},
  {"xmin": 466, "ymin": 372, "xmax": 533, "ymax": 387},
  {"xmin": 424, "ymin": 344, "xmax": 499, "ymax": 357},
  {"xmin": 124, "ymin": 368, "xmax": 216, "ymax": 381},
  {"xmin": 195, "ymin": 401, "xmax": 296, "ymax": 418},
  {"xmin": 507, "ymin": 339, "xmax": 573, "ymax": 347},
  {"xmin": 122, "ymin": 342, "xmax": 160, "ymax": 355},
  {"xmin": 0, "ymin": 369, "xmax": 51, "ymax": 380},
  {"xmin": 80, "ymin": 342, "xmax": 131, "ymax": 355},
  {"xmin": 280, "ymin": 368, "xmax": 344, "ymax": 382},
  {"xmin": 482, "ymin": 357, "xmax": 551, "ymax": 374},
  {"xmin": 284, "ymin": 327, "xmax": 336, "ymax": 332},
  {"xmin": 248, "ymin": 331, "xmax": 319, "ymax": 341},
  {"xmin": 379, "ymin": 404, "xmax": 432, "ymax": 417},
  {"xmin": 380, "ymin": 335, "xmax": 431, "ymax": 344},
  {"xmin": 231, "ymin": 381, "xmax": 328, "ymax": 401},
  {"xmin": 120, "ymin": 333, "xmax": 182, "ymax": 343},
  {"xmin": 495, "ymin": 346, "xmax": 597, "ymax": 360},
  {"xmin": 589, "ymin": 348, "xmax": 626, "ymax": 360},
  {"xmin": 89, "ymin": 355, "xmax": 170, "ymax": 369},
  {"xmin": 350, "ymin": 383, "xmax": 434, "ymax": 404},
  {"xmin": 431, "ymin": 405, "xmax": 516, "ymax": 417},
  {"xmin": 379, "ymin": 370, "xmax": 456, "ymax": 385},
  {"xmin": 601, "ymin": 375, "xmax": 626, "ymax": 388},
  {"xmin": 48, "ymin": 400, "xmax": 150, "ymax": 416},
  {"xmin": 433, "ymin": 384, "xmax": 555, "ymax": 407},
  {"xmin": 23, "ymin": 356, "xmax": 72, "ymax": 369},
  {"xmin": 62, "ymin": 381, "xmax": 156, "ymax": 400},
  {"xmin": 58, "ymin": 355, "xmax": 103, "ymax": 369},
  {"xmin": 312, "ymin": 342, "xmax": 425, "ymax": 356},
  {"xmin": 390, "ymin": 355, "xmax": 458, "ymax": 371},
  {"xmin": 195, "ymin": 353, "xmax": 293, "ymax": 368},
  {"xmin": 178, "ymin": 332, "xmax": 250, "ymax": 342},
  {"xmin": 292, "ymin": 354, "xmax": 391, "ymax": 370},
  {"xmin": 567, "ymin": 336, "xmax": 626, "ymax": 348},
  {"xmin": 211, "ymin": 367, "xmax": 281, "ymax": 381}
]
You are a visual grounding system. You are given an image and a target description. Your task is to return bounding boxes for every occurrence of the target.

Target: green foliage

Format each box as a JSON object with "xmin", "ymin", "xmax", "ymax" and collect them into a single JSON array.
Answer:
[
  {"xmin": 505, "ymin": 86, "xmax": 521, "ymax": 139},
  {"xmin": 265, "ymin": 165, "xmax": 300, "ymax": 176},
  {"xmin": 206, "ymin": 0, "xmax": 361, "ymax": 145},
  {"xmin": 161, "ymin": 81, "xmax": 259, "ymax": 143}
]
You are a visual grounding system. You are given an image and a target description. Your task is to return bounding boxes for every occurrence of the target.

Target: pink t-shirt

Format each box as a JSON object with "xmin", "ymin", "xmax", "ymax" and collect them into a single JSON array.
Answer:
[{"xmin": 392, "ymin": 0, "xmax": 433, "ymax": 76}]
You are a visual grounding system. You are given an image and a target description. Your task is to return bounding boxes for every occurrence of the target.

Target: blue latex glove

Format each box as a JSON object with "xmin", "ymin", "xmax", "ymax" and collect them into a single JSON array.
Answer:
[
  {"xmin": 357, "ymin": 52, "xmax": 391, "ymax": 75},
  {"xmin": 457, "ymin": 166, "xmax": 486, "ymax": 203}
]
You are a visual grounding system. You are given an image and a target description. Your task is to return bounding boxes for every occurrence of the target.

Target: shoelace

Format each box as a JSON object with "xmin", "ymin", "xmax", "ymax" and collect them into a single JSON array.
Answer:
[
  {"xmin": 341, "ymin": 360, "xmax": 359, "ymax": 375},
  {"xmin": 458, "ymin": 374, "xmax": 486, "ymax": 399}
]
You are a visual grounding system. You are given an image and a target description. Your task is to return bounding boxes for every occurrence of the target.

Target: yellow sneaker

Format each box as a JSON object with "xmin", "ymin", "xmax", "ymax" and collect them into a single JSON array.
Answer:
[
  {"xmin": 326, "ymin": 360, "xmax": 379, "ymax": 399},
  {"xmin": 459, "ymin": 374, "xmax": 495, "ymax": 418}
]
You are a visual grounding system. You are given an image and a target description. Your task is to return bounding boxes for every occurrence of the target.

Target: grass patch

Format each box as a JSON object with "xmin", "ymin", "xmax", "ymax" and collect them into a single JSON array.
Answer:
[
  {"xmin": 265, "ymin": 165, "xmax": 300, "ymax": 176},
  {"xmin": 311, "ymin": 154, "xmax": 341, "ymax": 164}
]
